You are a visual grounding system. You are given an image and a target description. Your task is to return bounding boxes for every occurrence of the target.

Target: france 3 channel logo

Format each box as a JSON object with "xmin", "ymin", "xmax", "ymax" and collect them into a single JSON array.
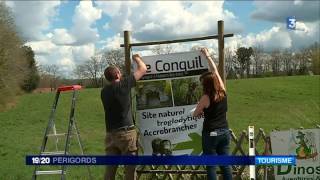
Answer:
[{"xmin": 287, "ymin": 16, "xmax": 296, "ymax": 30}]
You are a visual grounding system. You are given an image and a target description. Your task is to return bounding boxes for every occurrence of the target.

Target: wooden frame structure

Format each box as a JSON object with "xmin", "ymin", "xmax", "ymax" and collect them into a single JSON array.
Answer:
[
  {"xmin": 118, "ymin": 21, "xmax": 320, "ymax": 179},
  {"xmin": 120, "ymin": 20, "xmax": 234, "ymax": 85},
  {"xmin": 120, "ymin": 20, "xmax": 238, "ymax": 179}
]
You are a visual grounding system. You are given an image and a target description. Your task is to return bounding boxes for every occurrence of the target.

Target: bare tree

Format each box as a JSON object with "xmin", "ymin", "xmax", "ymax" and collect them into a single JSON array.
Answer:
[
  {"xmin": 39, "ymin": 64, "xmax": 60, "ymax": 91},
  {"xmin": 309, "ymin": 42, "xmax": 320, "ymax": 75},
  {"xmin": 73, "ymin": 64, "xmax": 86, "ymax": 86},
  {"xmin": 73, "ymin": 49, "xmax": 126, "ymax": 88},
  {"xmin": 224, "ymin": 47, "xmax": 238, "ymax": 79},
  {"xmin": 270, "ymin": 50, "xmax": 281, "ymax": 75},
  {"xmin": 192, "ymin": 45, "xmax": 223, "ymax": 63},
  {"xmin": 152, "ymin": 44, "xmax": 174, "ymax": 55},
  {"xmin": 252, "ymin": 45, "xmax": 264, "ymax": 76},
  {"xmin": 299, "ymin": 48, "xmax": 312, "ymax": 74},
  {"xmin": 281, "ymin": 49, "xmax": 293, "ymax": 75},
  {"xmin": 262, "ymin": 54, "xmax": 272, "ymax": 74},
  {"xmin": 190, "ymin": 46, "xmax": 239, "ymax": 79},
  {"xmin": 73, "ymin": 65, "xmax": 85, "ymax": 80},
  {"xmin": 292, "ymin": 52, "xmax": 301, "ymax": 74},
  {"xmin": 74, "ymin": 56, "xmax": 106, "ymax": 88},
  {"xmin": 190, "ymin": 45, "xmax": 202, "ymax": 51},
  {"xmin": 84, "ymin": 57, "xmax": 103, "ymax": 87},
  {"xmin": 101, "ymin": 49, "xmax": 125, "ymax": 72}
]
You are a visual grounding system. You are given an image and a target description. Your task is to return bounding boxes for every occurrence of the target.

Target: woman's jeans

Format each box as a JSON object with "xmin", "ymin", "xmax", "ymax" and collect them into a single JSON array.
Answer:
[{"xmin": 202, "ymin": 129, "xmax": 232, "ymax": 180}]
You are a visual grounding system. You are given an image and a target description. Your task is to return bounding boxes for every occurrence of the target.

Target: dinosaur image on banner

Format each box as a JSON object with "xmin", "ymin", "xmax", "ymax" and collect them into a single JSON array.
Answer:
[{"xmin": 270, "ymin": 129, "xmax": 320, "ymax": 180}]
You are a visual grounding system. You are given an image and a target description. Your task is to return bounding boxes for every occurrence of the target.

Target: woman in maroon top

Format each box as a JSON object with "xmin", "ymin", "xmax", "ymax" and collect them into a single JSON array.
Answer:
[{"xmin": 193, "ymin": 48, "xmax": 232, "ymax": 180}]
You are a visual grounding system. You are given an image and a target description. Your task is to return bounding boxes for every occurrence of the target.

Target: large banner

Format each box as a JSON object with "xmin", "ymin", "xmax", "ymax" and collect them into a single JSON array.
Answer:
[
  {"xmin": 270, "ymin": 129, "xmax": 320, "ymax": 180},
  {"xmin": 135, "ymin": 51, "xmax": 208, "ymax": 155}
]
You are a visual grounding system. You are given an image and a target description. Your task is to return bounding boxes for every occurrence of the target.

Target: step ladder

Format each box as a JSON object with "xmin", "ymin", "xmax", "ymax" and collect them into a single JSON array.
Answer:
[{"xmin": 32, "ymin": 85, "xmax": 92, "ymax": 180}]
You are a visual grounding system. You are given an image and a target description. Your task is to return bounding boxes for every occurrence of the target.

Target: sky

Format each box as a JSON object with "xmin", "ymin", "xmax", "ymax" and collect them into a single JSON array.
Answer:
[{"xmin": 4, "ymin": 0, "xmax": 320, "ymax": 77}]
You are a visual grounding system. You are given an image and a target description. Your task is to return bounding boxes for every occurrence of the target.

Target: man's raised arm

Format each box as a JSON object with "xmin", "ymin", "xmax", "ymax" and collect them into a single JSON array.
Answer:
[{"xmin": 132, "ymin": 54, "xmax": 147, "ymax": 81}]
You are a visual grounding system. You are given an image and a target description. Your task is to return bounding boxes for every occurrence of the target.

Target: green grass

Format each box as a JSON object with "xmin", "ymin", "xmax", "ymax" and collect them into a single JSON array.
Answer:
[
  {"xmin": 227, "ymin": 75, "xmax": 320, "ymax": 134},
  {"xmin": 0, "ymin": 75, "xmax": 319, "ymax": 179}
]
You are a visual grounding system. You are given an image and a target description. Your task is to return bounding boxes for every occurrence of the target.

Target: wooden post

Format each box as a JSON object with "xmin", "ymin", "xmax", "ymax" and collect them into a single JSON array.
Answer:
[
  {"xmin": 124, "ymin": 31, "xmax": 131, "ymax": 75},
  {"xmin": 218, "ymin": 20, "xmax": 226, "ymax": 87},
  {"xmin": 124, "ymin": 31, "xmax": 136, "ymax": 126},
  {"xmin": 120, "ymin": 34, "xmax": 233, "ymax": 47}
]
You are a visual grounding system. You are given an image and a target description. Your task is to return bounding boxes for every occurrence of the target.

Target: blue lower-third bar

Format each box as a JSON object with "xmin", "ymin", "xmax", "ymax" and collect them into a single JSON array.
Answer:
[{"xmin": 26, "ymin": 155, "xmax": 295, "ymax": 166}]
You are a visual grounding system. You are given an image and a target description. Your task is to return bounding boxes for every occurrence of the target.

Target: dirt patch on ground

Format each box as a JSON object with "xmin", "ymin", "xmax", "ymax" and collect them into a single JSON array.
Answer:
[
  {"xmin": 0, "ymin": 99, "xmax": 17, "ymax": 112},
  {"xmin": 33, "ymin": 88, "xmax": 54, "ymax": 93}
]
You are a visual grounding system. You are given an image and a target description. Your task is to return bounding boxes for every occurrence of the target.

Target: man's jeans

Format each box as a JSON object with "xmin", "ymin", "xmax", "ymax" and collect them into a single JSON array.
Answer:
[{"xmin": 202, "ymin": 129, "xmax": 232, "ymax": 180}]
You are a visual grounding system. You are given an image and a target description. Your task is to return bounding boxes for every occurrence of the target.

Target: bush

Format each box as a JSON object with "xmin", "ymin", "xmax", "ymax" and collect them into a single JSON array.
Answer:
[
  {"xmin": 20, "ymin": 46, "xmax": 40, "ymax": 92},
  {"xmin": 311, "ymin": 49, "xmax": 320, "ymax": 75}
]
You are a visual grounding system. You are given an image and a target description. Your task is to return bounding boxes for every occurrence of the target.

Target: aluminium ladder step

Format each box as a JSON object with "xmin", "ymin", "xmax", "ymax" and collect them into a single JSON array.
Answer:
[
  {"xmin": 35, "ymin": 170, "xmax": 65, "ymax": 175},
  {"xmin": 40, "ymin": 151, "xmax": 66, "ymax": 155},
  {"xmin": 47, "ymin": 133, "xmax": 78, "ymax": 137},
  {"xmin": 46, "ymin": 133, "xmax": 66, "ymax": 137}
]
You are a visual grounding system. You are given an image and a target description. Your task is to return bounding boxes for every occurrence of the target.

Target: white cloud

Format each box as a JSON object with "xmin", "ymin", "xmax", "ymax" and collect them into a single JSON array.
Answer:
[
  {"xmin": 70, "ymin": 1, "xmax": 102, "ymax": 45},
  {"xmin": 289, "ymin": 21, "xmax": 320, "ymax": 49},
  {"xmin": 49, "ymin": 1, "xmax": 102, "ymax": 46},
  {"xmin": 225, "ymin": 35, "xmax": 242, "ymax": 52},
  {"xmin": 294, "ymin": 0, "xmax": 303, "ymax": 6},
  {"xmin": 6, "ymin": 1, "xmax": 61, "ymax": 40},
  {"xmin": 29, "ymin": 42, "xmax": 73, "ymax": 67},
  {"xmin": 224, "ymin": 27, "xmax": 292, "ymax": 52},
  {"xmin": 73, "ymin": 1, "xmax": 101, "ymax": 26},
  {"xmin": 72, "ymin": 43, "xmax": 96, "ymax": 63},
  {"xmin": 96, "ymin": 1, "xmax": 242, "ymax": 42},
  {"xmin": 26, "ymin": 39, "xmax": 96, "ymax": 76},
  {"xmin": 225, "ymin": 21, "xmax": 320, "ymax": 52},
  {"xmin": 246, "ymin": 27, "xmax": 292, "ymax": 49},
  {"xmin": 52, "ymin": 28, "xmax": 75, "ymax": 45},
  {"xmin": 227, "ymin": 1, "xmax": 320, "ymax": 51},
  {"xmin": 48, "ymin": 1, "xmax": 102, "ymax": 46},
  {"xmin": 251, "ymin": 1, "xmax": 320, "ymax": 22},
  {"xmin": 101, "ymin": 33, "xmax": 123, "ymax": 50},
  {"xmin": 25, "ymin": 40, "xmax": 57, "ymax": 55},
  {"xmin": 4, "ymin": 1, "xmax": 14, "ymax": 8},
  {"xmin": 95, "ymin": 1, "xmax": 318, "ymax": 53},
  {"xmin": 59, "ymin": 57, "xmax": 74, "ymax": 67},
  {"xmin": 95, "ymin": 1, "xmax": 140, "ymax": 17},
  {"xmin": 14, "ymin": 1, "xmax": 100, "ymax": 77}
]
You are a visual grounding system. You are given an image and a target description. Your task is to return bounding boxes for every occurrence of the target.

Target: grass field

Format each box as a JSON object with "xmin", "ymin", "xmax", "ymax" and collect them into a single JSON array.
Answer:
[{"xmin": 0, "ymin": 75, "xmax": 319, "ymax": 179}]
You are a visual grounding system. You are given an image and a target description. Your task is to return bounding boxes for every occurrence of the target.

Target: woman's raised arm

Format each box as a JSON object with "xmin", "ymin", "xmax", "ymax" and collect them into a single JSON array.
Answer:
[{"xmin": 200, "ymin": 48, "xmax": 226, "ymax": 91}]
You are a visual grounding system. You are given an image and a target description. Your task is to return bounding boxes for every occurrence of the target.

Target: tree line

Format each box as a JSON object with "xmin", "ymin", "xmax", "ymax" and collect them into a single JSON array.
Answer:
[
  {"xmin": 225, "ymin": 43, "xmax": 319, "ymax": 79},
  {"xmin": 0, "ymin": 3, "xmax": 39, "ymax": 110},
  {"xmin": 75, "ymin": 43, "xmax": 319, "ymax": 89},
  {"xmin": 38, "ymin": 42, "xmax": 319, "ymax": 91},
  {"xmin": 36, "ymin": 49, "xmax": 126, "ymax": 90},
  {"xmin": 72, "ymin": 45, "xmax": 174, "ymax": 88}
]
